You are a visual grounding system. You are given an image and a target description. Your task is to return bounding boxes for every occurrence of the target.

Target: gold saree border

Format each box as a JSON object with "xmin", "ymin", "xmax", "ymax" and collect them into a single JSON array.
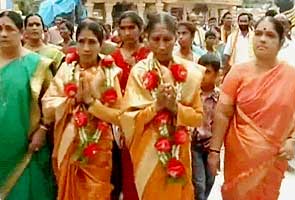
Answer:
[{"xmin": 0, "ymin": 56, "xmax": 53, "ymax": 199}]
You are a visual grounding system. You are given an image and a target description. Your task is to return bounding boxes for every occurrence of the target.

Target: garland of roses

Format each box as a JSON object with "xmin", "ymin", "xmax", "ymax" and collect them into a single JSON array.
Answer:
[
  {"xmin": 64, "ymin": 52, "xmax": 118, "ymax": 162},
  {"xmin": 142, "ymin": 60, "xmax": 189, "ymax": 182}
]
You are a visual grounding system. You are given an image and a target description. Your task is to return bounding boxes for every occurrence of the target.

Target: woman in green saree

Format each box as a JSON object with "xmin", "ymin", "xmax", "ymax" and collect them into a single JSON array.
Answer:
[
  {"xmin": 0, "ymin": 11, "xmax": 55, "ymax": 200},
  {"xmin": 23, "ymin": 13, "xmax": 64, "ymax": 75}
]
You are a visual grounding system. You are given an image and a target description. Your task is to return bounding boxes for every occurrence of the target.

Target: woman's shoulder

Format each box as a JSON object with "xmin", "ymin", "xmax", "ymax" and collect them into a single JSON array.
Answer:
[
  {"xmin": 230, "ymin": 61, "xmax": 253, "ymax": 74},
  {"xmin": 22, "ymin": 48, "xmax": 52, "ymax": 65},
  {"xmin": 174, "ymin": 55, "xmax": 205, "ymax": 76},
  {"xmin": 132, "ymin": 57, "xmax": 149, "ymax": 73}
]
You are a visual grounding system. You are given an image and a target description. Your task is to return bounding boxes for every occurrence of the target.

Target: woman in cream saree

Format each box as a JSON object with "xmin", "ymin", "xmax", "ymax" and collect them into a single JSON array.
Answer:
[
  {"xmin": 209, "ymin": 16, "xmax": 295, "ymax": 200},
  {"xmin": 42, "ymin": 20, "xmax": 122, "ymax": 200},
  {"xmin": 120, "ymin": 13, "xmax": 204, "ymax": 200}
]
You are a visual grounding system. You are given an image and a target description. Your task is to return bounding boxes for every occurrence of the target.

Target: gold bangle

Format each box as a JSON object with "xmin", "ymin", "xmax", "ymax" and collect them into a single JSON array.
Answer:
[
  {"xmin": 209, "ymin": 148, "xmax": 220, "ymax": 154},
  {"xmin": 39, "ymin": 124, "xmax": 48, "ymax": 131}
]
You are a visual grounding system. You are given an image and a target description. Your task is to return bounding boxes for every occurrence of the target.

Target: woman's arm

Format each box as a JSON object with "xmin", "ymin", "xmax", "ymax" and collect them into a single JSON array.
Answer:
[
  {"xmin": 208, "ymin": 100, "xmax": 234, "ymax": 176},
  {"xmin": 210, "ymin": 101, "xmax": 234, "ymax": 151}
]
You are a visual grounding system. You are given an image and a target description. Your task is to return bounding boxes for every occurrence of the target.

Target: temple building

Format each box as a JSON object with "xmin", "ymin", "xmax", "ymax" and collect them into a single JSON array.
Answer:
[{"xmin": 85, "ymin": 0, "xmax": 243, "ymax": 25}]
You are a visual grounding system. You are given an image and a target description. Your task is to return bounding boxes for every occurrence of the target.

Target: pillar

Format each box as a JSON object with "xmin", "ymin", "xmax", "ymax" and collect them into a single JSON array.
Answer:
[
  {"xmin": 156, "ymin": 1, "xmax": 164, "ymax": 13},
  {"xmin": 137, "ymin": 3, "xmax": 146, "ymax": 19},
  {"xmin": 105, "ymin": 3, "xmax": 114, "ymax": 25},
  {"xmin": 85, "ymin": 2, "xmax": 94, "ymax": 17},
  {"xmin": 0, "ymin": 0, "xmax": 7, "ymax": 10}
]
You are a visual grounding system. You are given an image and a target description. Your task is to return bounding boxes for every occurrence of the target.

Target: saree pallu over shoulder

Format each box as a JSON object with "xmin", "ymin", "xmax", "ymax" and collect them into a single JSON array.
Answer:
[
  {"xmin": 30, "ymin": 55, "xmax": 53, "ymax": 135},
  {"xmin": 0, "ymin": 52, "xmax": 54, "ymax": 199},
  {"xmin": 120, "ymin": 54, "xmax": 204, "ymax": 200},
  {"xmin": 42, "ymin": 61, "xmax": 122, "ymax": 200},
  {"xmin": 38, "ymin": 45, "xmax": 65, "ymax": 74},
  {"xmin": 220, "ymin": 62, "xmax": 295, "ymax": 200}
]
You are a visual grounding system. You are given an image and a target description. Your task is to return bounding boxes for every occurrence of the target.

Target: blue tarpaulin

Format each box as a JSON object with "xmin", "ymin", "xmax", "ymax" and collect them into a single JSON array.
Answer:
[{"xmin": 38, "ymin": 0, "xmax": 80, "ymax": 26}]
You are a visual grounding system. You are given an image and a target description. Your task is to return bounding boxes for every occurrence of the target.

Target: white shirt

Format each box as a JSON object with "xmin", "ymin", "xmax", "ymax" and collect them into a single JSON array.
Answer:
[
  {"xmin": 193, "ymin": 26, "xmax": 205, "ymax": 48},
  {"xmin": 278, "ymin": 38, "xmax": 295, "ymax": 67},
  {"xmin": 224, "ymin": 31, "xmax": 251, "ymax": 65}
]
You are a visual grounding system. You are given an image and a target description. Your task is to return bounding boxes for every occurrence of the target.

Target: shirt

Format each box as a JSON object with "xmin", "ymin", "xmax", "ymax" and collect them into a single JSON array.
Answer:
[
  {"xmin": 224, "ymin": 30, "xmax": 251, "ymax": 65},
  {"xmin": 278, "ymin": 38, "xmax": 295, "ymax": 67},
  {"xmin": 48, "ymin": 26, "xmax": 63, "ymax": 45},
  {"xmin": 195, "ymin": 87, "xmax": 219, "ymax": 142}
]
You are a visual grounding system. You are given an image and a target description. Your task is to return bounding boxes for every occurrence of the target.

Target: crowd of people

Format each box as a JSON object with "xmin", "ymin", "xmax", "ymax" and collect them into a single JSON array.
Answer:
[{"xmin": 0, "ymin": 6, "xmax": 295, "ymax": 200}]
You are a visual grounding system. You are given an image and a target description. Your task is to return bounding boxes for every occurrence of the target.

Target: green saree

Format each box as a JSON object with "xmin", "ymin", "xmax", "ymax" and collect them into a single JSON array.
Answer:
[{"xmin": 0, "ymin": 53, "xmax": 55, "ymax": 200}]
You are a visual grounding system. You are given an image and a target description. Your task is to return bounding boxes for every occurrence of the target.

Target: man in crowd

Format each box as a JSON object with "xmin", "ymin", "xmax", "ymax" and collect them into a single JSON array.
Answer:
[
  {"xmin": 48, "ymin": 16, "xmax": 63, "ymax": 45},
  {"xmin": 188, "ymin": 12, "xmax": 206, "ymax": 48},
  {"xmin": 223, "ymin": 12, "xmax": 254, "ymax": 74}
]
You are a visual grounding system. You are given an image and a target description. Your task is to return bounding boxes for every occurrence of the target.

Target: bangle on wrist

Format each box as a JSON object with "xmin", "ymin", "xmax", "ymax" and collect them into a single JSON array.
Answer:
[
  {"xmin": 209, "ymin": 148, "xmax": 220, "ymax": 154},
  {"xmin": 39, "ymin": 124, "xmax": 49, "ymax": 131}
]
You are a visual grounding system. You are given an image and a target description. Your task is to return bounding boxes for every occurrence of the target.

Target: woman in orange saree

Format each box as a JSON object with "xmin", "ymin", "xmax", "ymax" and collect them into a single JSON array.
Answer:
[
  {"xmin": 42, "ymin": 20, "xmax": 122, "ymax": 200},
  {"xmin": 120, "ymin": 13, "xmax": 204, "ymax": 200},
  {"xmin": 208, "ymin": 16, "xmax": 295, "ymax": 200}
]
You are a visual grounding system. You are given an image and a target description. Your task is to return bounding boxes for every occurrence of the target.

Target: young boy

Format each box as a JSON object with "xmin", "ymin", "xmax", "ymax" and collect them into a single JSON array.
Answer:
[
  {"xmin": 192, "ymin": 53, "xmax": 220, "ymax": 200},
  {"xmin": 204, "ymin": 30, "xmax": 223, "ymax": 67}
]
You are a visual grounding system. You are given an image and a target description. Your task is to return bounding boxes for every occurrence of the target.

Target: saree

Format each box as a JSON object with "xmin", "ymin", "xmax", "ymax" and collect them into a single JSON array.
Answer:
[
  {"xmin": 24, "ymin": 44, "xmax": 65, "ymax": 75},
  {"xmin": 42, "ymin": 60, "xmax": 122, "ymax": 200},
  {"xmin": 111, "ymin": 46, "xmax": 150, "ymax": 94},
  {"xmin": 228, "ymin": 30, "xmax": 254, "ymax": 66},
  {"xmin": 120, "ymin": 54, "xmax": 204, "ymax": 200},
  {"xmin": 0, "ymin": 52, "xmax": 55, "ymax": 200},
  {"xmin": 220, "ymin": 61, "xmax": 295, "ymax": 200}
]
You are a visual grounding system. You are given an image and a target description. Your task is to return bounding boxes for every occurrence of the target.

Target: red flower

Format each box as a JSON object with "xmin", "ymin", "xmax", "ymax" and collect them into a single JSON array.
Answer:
[
  {"xmin": 166, "ymin": 158, "xmax": 186, "ymax": 178},
  {"xmin": 153, "ymin": 110, "xmax": 172, "ymax": 126},
  {"xmin": 170, "ymin": 64, "xmax": 187, "ymax": 82},
  {"xmin": 67, "ymin": 46, "xmax": 77, "ymax": 54},
  {"xmin": 74, "ymin": 111, "xmax": 88, "ymax": 127},
  {"xmin": 173, "ymin": 127, "xmax": 188, "ymax": 145},
  {"xmin": 83, "ymin": 143, "xmax": 101, "ymax": 158},
  {"xmin": 143, "ymin": 70, "xmax": 159, "ymax": 91},
  {"xmin": 64, "ymin": 82, "xmax": 78, "ymax": 97},
  {"xmin": 154, "ymin": 138, "xmax": 172, "ymax": 152},
  {"xmin": 97, "ymin": 120, "xmax": 109, "ymax": 134},
  {"xmin": 101, "ymin": 87, "xmax": 118, "ymax": 104},
  {"xmin": 101, "ymin": 55, "xmax": 114, "ymax": 68},
  {"xmin": 66, "ymin": 51, "xmax": 79, "ymax": 64}
]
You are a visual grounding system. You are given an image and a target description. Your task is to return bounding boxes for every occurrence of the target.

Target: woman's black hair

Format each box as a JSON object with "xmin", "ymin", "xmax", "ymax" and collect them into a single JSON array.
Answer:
[
  {"xmin": 198, "ymin": 53, "xmax": 221, "ymax": 72},
  {"xmin": 146, "ymin": 12, "xmax": 176, "ymax": 37},
  {"xmin": 255, "ymin": 16, "xmax": 285, "ymax": 44},
  {"xmin": 177, "ymin": 21, "xmax": 196, "ymax": 37},
  {"xmin": 220, "ymin": 11, "xmax": 231, "ymax": 25},
  {"xmin": 60, "ymin": 19, "xmax": 74, "ymax": 39},
  {"xmin": 76, "ymin": 20, "xmax": 104, "ymax": 44},
  {"xmin": 24, "ymin": 13, "xmax": 45, "ymax": 30},
  {"xmin": 118, "ymin": 11, "xmax": 144, "ymax": 30},
  {"xmin": 0, "ymin": 11, "xmax": 23, "ymax": 31}
]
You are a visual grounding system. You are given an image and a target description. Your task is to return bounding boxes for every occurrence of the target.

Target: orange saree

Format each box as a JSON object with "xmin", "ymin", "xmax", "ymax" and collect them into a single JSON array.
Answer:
[
  {"xmin": 120, "ymin": 54, "xmax": 205, "ymax": 200},
  {"xmin": 220, "ymin": 61, "xmax": 295, "ymax": 200},
  {"xmin": 42, "ymin": 61, "xmax": 122, "ymax": 200}
]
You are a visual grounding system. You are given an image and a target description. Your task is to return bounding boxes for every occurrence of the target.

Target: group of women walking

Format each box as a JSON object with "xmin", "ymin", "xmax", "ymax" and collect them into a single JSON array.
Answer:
[{"xmin": 0, "ymin": 9, "xmax": 295, "ymax": 200}]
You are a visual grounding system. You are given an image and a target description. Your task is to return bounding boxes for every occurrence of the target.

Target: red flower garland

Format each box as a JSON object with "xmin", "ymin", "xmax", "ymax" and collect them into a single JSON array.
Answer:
[
  {"xmin": 142, "ymin": 70, "xmax": 159, "ymax": 91},
  {"xmin": 173, "ymin": 126, "xmax": 188, "ymax": 145},
  {"xmin": 101, "ymin": 88, "xmax": 118, "ymax": 104},
  {"xmin": 83, "ymin": 143, "xmax": 101, "ymax": 158},
  {"xmin": 154, "ymin": 138, "xmax": 172, "ymax": 153},
  {"xmin": 65, "ymin": 51, "xmax": 79, "ymax": 64},
  {"xmin": 153, "ymin": 110, "xmax": 172, "ymax": 126},
  {"xmin": 170, "ymin": 64, "xmax": 187, "ymax": 82},
  {"xmin": 167, "ymin": 158, "xmax": 186, "ymax": 178},
  {"xmin": 74, "ymin": 111, "xmax": 88, "ymax": 127},
  {"xmin": 64, "ymin": 82, "xmax": 78, "ymax": 98},
  {"xmin": 101, "ymin": 55, "xmax": 114, "ymax": 68}
]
